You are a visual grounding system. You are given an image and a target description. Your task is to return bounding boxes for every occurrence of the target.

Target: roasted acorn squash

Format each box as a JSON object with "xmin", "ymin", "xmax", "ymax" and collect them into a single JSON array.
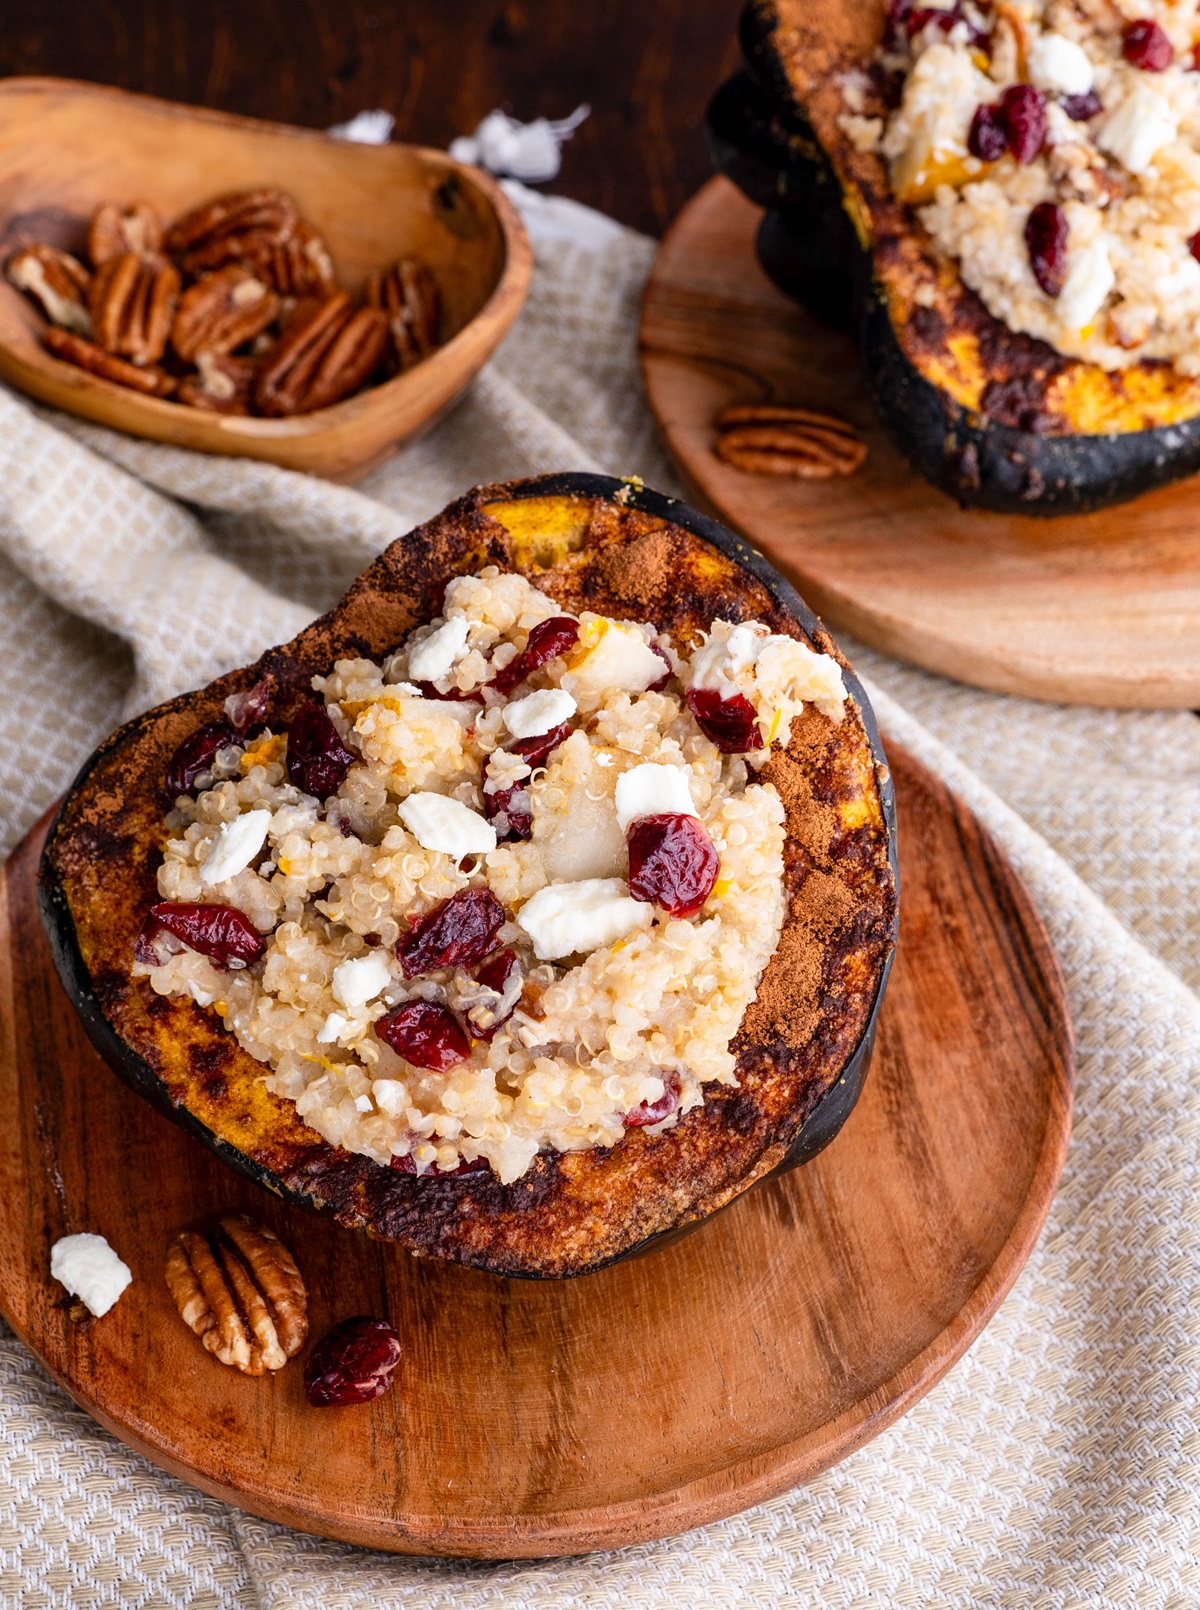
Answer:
[
  {"xmin": 39, "ymin": 474, "xmax": 897, "ymax": 1278},
  {"xmin": 713, "ymin": 0, "xmax": 1200, "ymax": 515}
]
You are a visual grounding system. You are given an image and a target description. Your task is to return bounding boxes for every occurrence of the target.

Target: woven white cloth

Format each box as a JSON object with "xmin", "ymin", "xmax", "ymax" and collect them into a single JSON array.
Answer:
[{"xmin": 2, "ymin": 190, "xmax": 1200, "ymax": 1610}]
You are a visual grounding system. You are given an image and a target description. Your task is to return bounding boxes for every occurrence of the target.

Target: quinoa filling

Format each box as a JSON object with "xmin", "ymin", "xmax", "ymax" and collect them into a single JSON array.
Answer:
[{"xmin": 134, "ymin": 569, "xmax": 847, "ymax": 1185}]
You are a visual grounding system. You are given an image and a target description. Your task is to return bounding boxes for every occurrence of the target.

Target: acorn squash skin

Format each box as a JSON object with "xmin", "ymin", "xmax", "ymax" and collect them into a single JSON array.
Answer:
[
  {"xmin": 39, "ymin": 474, "xmax": 897, "ymax": 1280},
  {"xmin": 717, "ymin": 0, "xmax": 1200, "ymax": 516}
]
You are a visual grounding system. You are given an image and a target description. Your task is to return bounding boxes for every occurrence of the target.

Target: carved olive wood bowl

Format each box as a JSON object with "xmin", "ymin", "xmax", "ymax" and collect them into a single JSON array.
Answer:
[{"xmin": 0, "ymin": 78, "xmax": 533, "ymax": 481}]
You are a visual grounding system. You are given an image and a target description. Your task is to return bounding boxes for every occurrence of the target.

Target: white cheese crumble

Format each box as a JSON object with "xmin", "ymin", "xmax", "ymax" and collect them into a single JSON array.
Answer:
[
  {"xmin": 1096, "ymin": 81, "xmax": 1178, "ymax": 177},
  {"xmin": 503, "ymin": 687, "xmax": 577, "ymax": 739},
  {"xmin": 50, "ymin": 1233, "xmax": 132, "ymax": 1317},
  {"xmin": 407, "ymin": 616, "xmax": 470, "ymax": 682},
  {"xmin": 1058, "ymin": 235, "xmax": 1116, "ymax": 331},
  {"xmin": 317, "ymin": 1010, "xmax": 352, "ymax": 1044},
  {"xmin": 398, "ymin": 791, "xmax": 497, "ymax": 857},
  {"xmin": 331, "ymin": 951, "xmax": 392, "ymax": 1009},
  {"xmin": 614, "ymin": 762, "xmax": 699, "ymax": 832},
  {"xmin": 1028, "ymin": 33, "xmax": 1093, "ymax": 98},
  {"xmin": 687, "ymin": 620, "xmax": 848, "ymax": 731},
  {"xmin": 516, "ymin": 877, "xmax": 654, "ymax": 960},
  {"xmin": 199, "ymin": 808, "xmax": 271, "ymax": 885}
]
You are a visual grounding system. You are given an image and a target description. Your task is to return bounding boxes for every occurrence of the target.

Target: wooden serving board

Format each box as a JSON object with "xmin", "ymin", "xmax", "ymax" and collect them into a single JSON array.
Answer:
[
  {"xmin": 0, "ymin": 745, "xmax": 1072, "ymax": 1558},
  {"xmin": 640, "ymin": 178, "xmax": 1200, "ymax": 709}
]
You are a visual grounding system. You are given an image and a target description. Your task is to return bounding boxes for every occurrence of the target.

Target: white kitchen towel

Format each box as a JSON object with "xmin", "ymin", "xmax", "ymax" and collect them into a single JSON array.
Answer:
[{"xmin": 2, "ymin": 188, "xmax": 1199, "ymax": 1610}]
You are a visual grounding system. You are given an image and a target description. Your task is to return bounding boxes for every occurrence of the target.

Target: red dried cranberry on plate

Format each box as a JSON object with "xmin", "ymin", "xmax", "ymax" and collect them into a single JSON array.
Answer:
[
  {"xmin": 304, "ymin": 1316, "xmax": 401, "ymax": 1406},
  {"xmin": 375, "ymin": 1000, "xmax": 472, "ymax": 1069},
  {"xmin": 490, "ymin": 615, "xmax": 579, "ymax": 696},
  {"xmin": 136, "ymin": 901, "xmax": 265, "ymax": 968},
  {"xmin": 1060, "ymin": 89, "xmax": 1103, "ymax": 121},
  {"xmin": 686, "ymin": 687, "xmax": 761, "ymax": 753},
  {"xmin": 624, "ymin": 1072, "xmax": 682, "ymax": 1127},
  {"xmin": 509, "ymin": 720, "xmax": 572, "ymax": 769},
  {"xmin": 398, "ymin": 887, "xmax": 506, "ymax": 978},
  {"xmin": 165, "ymin": 720, "xmax": 236, "ymax": 798},
  {"xmin": 286, "ymin": 700, "xmax": 356, "ymax": 800},
  {"xmin": 483, "ymin": 780, "xmax": 533, "ymax": 841},
  {"xmin": 390, "ymin": 1151, "xmax": 490, "ymax": 1176},
  {"xmin": 999, "ymin": 84, "xmax": 1047, "ymax": 165},
  {"xmin": 647, "ymin": 642, "xmax": 673, "ymax": 692},
  {"xmin": 468, "ymin": 948, "xmax": 521, "ymax": 1038},
  {"xmin": 968, "ymin": 103, "xmax": 1007, "ymax": 162},
  {"xmin": 1123, "ymin": 19, "xmax": 1173, "ymax": 70},
  {"xmin": 223, "ymin": 676, "xmax": 273, "ymax": 736},
  {"xmin": 1025, "ymin": 202, "xmax": 1069, "ymax": 297},
  {"xmin": 627, "ymin": 813, "xmax": 720, "ymax": 919}
]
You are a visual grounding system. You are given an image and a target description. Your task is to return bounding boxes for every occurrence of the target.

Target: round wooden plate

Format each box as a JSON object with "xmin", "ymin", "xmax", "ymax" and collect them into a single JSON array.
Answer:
[
  {"xmin": 640, "ymin": 177, "xmax": 1200, "ymax": 709},
  {"xmin": 0, "ymin": 744, "xmax": 1072, "ymax": 1558}
]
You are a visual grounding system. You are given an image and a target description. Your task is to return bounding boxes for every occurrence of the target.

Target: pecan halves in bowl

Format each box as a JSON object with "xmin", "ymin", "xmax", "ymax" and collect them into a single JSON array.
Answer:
[
  {"xmin": 43, "ymin": 327, "xmax": 177, "ymax": 395},
  {"xmin": 170, "ymin": 264, "xmax": 279, "ymax": 363},
  {"xmin": 165, "ymin": 1213, "xmax": 308, "ymax": 1376},
  {"xmin": 88, "ymin": 201, "xmax": 163, "ymax": 266},
  {"xmin": 260, "ymin": 221, "xmax": 337, "ymax": 298},
  {"xmin": 7, "ymin": 245, "xmax": 92, "ymax": 336},
  {"xmin": 164, "ymin": 188, "xmax": 299, "ymax": 278},
  {"xmin": 713, "ymin": 404, "xmax": 868, "ymax": 479},
  {"xmin": 89, "ymin": 251, "xmax": 181, "ymax": 366},
  {"xmin": 254, "ymin": 292, "xmax": 389, "ymax": 416},
  {"xmin": 365, "ymin": 259, "xmax": 441, "ymax": 371},
  {"xmin": 176, "ymin": 352, "xmax": 257, "ymax": 414}
]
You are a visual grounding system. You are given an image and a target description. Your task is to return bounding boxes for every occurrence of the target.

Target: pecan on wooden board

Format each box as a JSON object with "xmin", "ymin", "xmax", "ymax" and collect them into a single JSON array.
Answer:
[
  {"xmin": 6, "ymin": 245, "xmax": 92, "ymax": 336},
  {"xmin": 88, "ymin": 201, "xmax": 163, "ymax": 266},
  {"xmin": 164, "ymin": 188, "xmax": 299, "ymax": 278},
  {"xmin": 254, "ymin": 292, "xmax": 389, "ymax": 416},
  {"xmin": 365, "ymin": 259, "xmax": 441, "ymax": 372},
  {"xmin": 171, "ymin": 264, "xmax": 279, "ymax": 362},
  {"xmin": 713, "ymin": 404, "xmax": 867, "ymax": 479},
  {"xmin": 89, "ymin": 252, "xmax": 181, "ymax": 367},
  {"xmin": 165, "ymin": 1214, "xmax": 308, "ymax": 1376},
  {"xmin": 43, "ymin": 327, "xmax": 177, "ymax": 395}
]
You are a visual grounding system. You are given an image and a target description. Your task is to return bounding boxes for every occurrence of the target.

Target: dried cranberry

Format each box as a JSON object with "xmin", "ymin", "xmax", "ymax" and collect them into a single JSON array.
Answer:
[
  {"xmin": 1123, "ymin": 18, "xmax": 1173, "ymax": 70},
  {"xmin": 376, "ymin": 1000, "xmax": 471, "ymax": 1069},
  {"xmin": 286, "ymin": 700, "xmax": 356, "ymax": 800},
  {"xmin": 165, "ymin": 720, "xmax": 236, "ymax": 798},
  {"xmin": 223, "ymin": 676, "xmax": 272, "ymax": 735},
  {"xmin": 415, "ymin": 681, "xmax": 477, "ymax": 701},
  {"xmin": 483, "ymin": 780, "xmax": 533, "ymax": 841},
  {"xmin": 968, "ymin": 102, "xmax": 1007, "ymax": 162},
  {"xmin": 135, "ymin": 901, "xmax": 265, "ymax": 968},
  {"xmin": 467, "ymin": 948, "xmax": 521, "ymax": 1038},
  {"xmin": 490, "ymin": 616, "xmax": 579, "ymax": 696},
  {"xmin": 999, "ymin": 84, "xmax": 1047, "ymax": 165},
  {"xmin": 627, "ymin": 813, "xmax": 720, "ymax": 919},
  {"xmin": 884, "ymin": 0, "xmax": 912, "ymax": 47},
  {"xmin": 1025, "ymin": 201, "xmax": 1069, "ymax": 297},
  {"xmin": 624, "ymin": 1072, "xmax": 682, "ymax": 1127},
  {"xmin": 1060, "ymin": 89, "xmax": 1103, "ymax": 121},
  {"xmin": 510, "ymin": 720, "xmax": 572, "ymax": 769},
  {"xmin": 904, "ymin": 2, "xmax": 986, "ymax": 46},
  {"xmin": 1190, "ymin": 232, "xmax": 1200, "ymax": 264},
  {"xmin": 686, "ymin": 687, "xmax": 761, "ymax": 752},
  {"xmin": 304, "ymin": 1316, "xmax": 401, "ymax": 1406},
  {"xmin": 398, "ymin": 887, "xmax": 506, "ymax": 978},
  {"xmin": 390, "ymin": 1151, "xmax": 490, "ymax": 1176},
  {"xmin": 647, "ymin": 642, "xmax": 673, "ymax": 692}
]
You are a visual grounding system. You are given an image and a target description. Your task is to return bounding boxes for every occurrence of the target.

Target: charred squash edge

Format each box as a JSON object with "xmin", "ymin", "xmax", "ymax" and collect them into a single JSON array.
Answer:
[
  {"xmin": 715, "ymin": 0, "xmax": 1200, "ymax": 515},
  {"xmin": 37, "ymin": 471, "xmax": 898, "ymax": 1279}
]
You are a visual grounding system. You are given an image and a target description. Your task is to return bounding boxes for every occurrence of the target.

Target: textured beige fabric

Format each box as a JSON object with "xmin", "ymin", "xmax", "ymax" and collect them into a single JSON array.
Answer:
[{"xmin": 2, "ymin": 196, "xmax": 1198, "ymax": 1608}]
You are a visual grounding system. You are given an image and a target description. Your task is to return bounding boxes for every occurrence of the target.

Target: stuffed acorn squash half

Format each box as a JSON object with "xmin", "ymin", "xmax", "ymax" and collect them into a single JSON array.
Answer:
[
  {"xmin": 39, "ymin": 474, "xmax": 897, "ymax": 1279},
  {"xmin": 717, "ymin": 0, "xmax": 1200, "ymax": 514}
]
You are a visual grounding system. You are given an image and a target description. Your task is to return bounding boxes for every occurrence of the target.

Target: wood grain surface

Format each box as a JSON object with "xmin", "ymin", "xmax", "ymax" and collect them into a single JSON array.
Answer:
[
  {"xmin": 0, "ymin": 745, "xmax": 1073, "ymax": 1557},
  {"xmin": 640, "ymin": 179, "xmax": 1200, "ymax": 708},
  {"xmin": 0, "ymin": 79, "xmax": 532, "ymax": 480},
  {"xmin": 0, "ymin": 0, "xmax": 743, "ymax": 239}
]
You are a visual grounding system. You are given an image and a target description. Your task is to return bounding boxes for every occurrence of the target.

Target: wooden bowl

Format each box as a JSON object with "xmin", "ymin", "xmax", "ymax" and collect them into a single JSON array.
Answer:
[{"xmin": 0, "ymin": 78, "xmax": 533, "ymax": 481}]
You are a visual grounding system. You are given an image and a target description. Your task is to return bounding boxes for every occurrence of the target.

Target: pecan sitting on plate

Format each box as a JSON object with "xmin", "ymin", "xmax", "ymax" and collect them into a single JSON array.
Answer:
[
  {"xmin": 259, "ymin": 220, "xmax": 337, "ymax": 298},
  {"xmin": 7, "ymin": 244, "xmax": 92, "ymax": 336},
  {"xmin": 165, "ymin": 1213, "xmax": 308, "ymax": 1376},
  {"xmin": 164, "ymin": 188, "xmax": 299, "ymax": 278},
  {"xmin": 254, "ymin": 291, "xmax": 388, "ymax": 416},
  {"xmin": 713, "ymin": 404, "xmax": 868, "ymax": 478},
  {"xmin": 365, "ymin": 258, "xmax": 441, "ymax": 371},
  {"xmin": 89, "ymin": 251, "xmax": 181, "ymax": 366},
  {"xmin": 177, "ymin": 351, "xmax": 257, "ymax": 414},
  {"xmin": 88, "ymin": 201, "xmax": 163, "ymax": 266},
  {"xmin": 43, "ymin": 326, "xmax": 177, "ymax": 395},
  {"xmin": 171, "ymin": 264, "xmax": 279, "ymax": 362}
]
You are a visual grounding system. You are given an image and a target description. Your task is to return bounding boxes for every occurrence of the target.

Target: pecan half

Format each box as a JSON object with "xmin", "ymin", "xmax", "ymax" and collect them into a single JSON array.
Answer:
[
  {"xmin": 713, "ymin": 404, "xmax": 867, "ymax": 478},
  {"xmin": 165, "ymin": 1214, "xmax": 308, "ymax": 1376},
  {"xmin": 254, "ymin": 292, "xmax": 388, "ymax": 416},
  {"xmin": 89, "ymin": 251, "xmax": 181, "ymax": 366},
  {"xmin": 164, "ymin": 188, "xmax": 299, "ymax": 277},
  {"xmin": 171, "ymin": 264, "xmax": 279, "ymax": 362},
  {"xmin": 43, "ymin": 326, "xmax": 177, "ymax": 395},
  {"xmin": 7, "ymin": 245, "xmax": 92, "ymax": 336},
  {"xmin": 177, "ymin": 351, "xmax": 257, "ymax": 414},
  {"xmin": 365, "ymin": 258, "xmax": 440, "ymax": 371},
  {"xmin": 260, "ymin": 221, "xmax": 336, "ymax": 297},
  {"xmin": 88, "ymin": 201, "xmax": 163, "ymax": 266}
]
